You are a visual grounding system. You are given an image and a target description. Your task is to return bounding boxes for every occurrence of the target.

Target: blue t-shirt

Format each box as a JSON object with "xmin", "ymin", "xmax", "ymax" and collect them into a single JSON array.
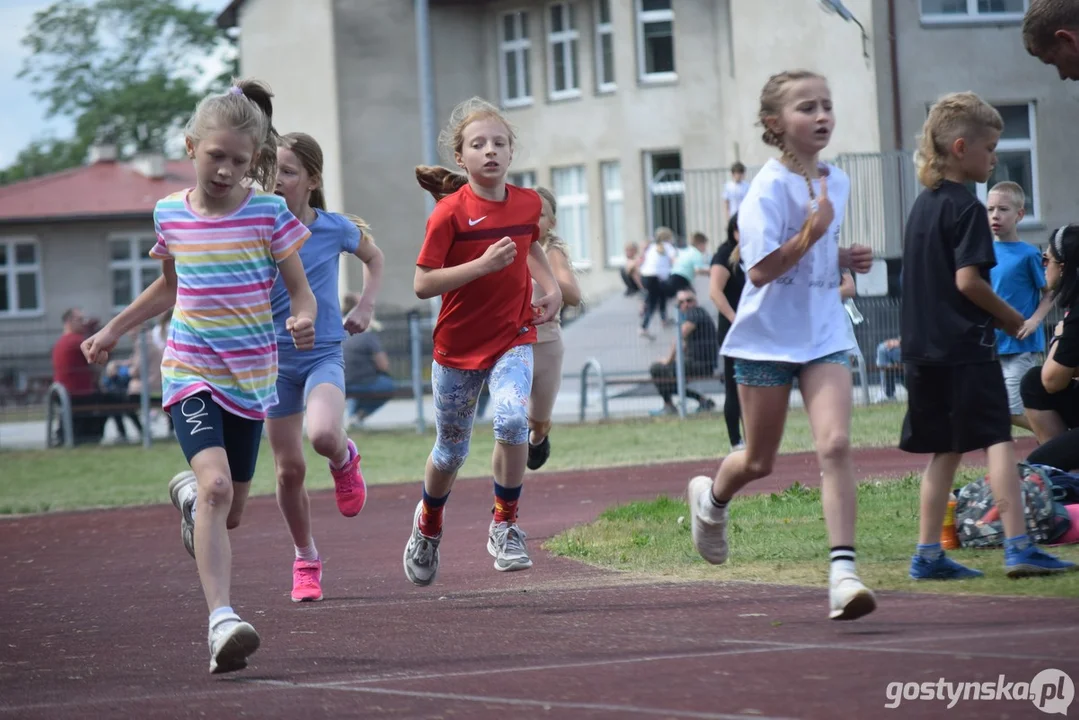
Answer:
[
  {"xmin": 270, "ymin": 209, "xmax": 360, "ymax": 347},
  {"xmin": 990, "ymin": 239, "xmax": 1046, "ymax": 355}
]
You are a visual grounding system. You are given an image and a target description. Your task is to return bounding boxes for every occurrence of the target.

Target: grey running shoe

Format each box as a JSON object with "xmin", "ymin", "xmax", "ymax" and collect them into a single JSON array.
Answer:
[
  {"xmin": 487, "ymin": 520, "xmax": 533, "ymax": 572},
  {"xmin": 168, "ymin": 471, "xmax": 197, "ymax": 559},
  {"xmin": 403, "ymin": 501, "xmax": 441, "ymax": 586}
]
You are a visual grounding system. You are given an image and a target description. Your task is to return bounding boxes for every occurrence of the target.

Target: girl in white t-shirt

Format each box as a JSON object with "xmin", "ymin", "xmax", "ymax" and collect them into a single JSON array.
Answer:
[
  {"xmin": 686, "ymin": 70, "xmax": 876, "ymax": 621},
  {"xmin": 638, "ymin": 227, "xmax": 678, "ymax": 336}
]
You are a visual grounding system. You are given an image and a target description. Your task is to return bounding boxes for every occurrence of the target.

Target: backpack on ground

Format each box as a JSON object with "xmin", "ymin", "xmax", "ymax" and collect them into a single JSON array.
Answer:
[{"xmin": 954, "ymin": 463, "xmax": 1072, "ymax": 548}]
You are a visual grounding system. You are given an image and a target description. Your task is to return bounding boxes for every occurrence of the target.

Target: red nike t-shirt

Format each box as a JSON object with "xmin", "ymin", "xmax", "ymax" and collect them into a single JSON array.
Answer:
[{"xmin": 416, "ymin": 183, "xmax": 541, "ymax": 370}]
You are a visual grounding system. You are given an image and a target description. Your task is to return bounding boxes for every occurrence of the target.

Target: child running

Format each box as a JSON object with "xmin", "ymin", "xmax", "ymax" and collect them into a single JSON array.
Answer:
[
  {"xmin": 82, "ymin": 79, "xmax": 317, "ymax": 673},
  {"xmin": 266, "ymin": 131, "xmax": 385, "ymax": 602},
  {"xmin": 685, "ymin": 70, "xmax": 878, "ymax": 621},
  {"xmin": 404, "ymin": 97, "xmax": 562, "ymax": 585},
  {"xmin": 987, "ymin": 181, "xmax": 1054, "ymax": 431},
  {"xmin": 526, "ymin": 187, "xmax": 582, "ymax": 470},
  {"xmin": 900, "ymin": 91, "xmax": 1074, "ymax": 580}
]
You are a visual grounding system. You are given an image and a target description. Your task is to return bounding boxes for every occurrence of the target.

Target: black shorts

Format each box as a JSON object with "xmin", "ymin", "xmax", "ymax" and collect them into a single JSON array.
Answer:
[
  {"xmin": 1020, "ymin": 365, "xmax": 1079, "ymax": 426},
  {"xmin": 899, "ymin": 362, "xmax": 1012, "ymax": 455},
  {"xmin": 169, "ymin": 392, "xmax": 264, "ymax": 483}
]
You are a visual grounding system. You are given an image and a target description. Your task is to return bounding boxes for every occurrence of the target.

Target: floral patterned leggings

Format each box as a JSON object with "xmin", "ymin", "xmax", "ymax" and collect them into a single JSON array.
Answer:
[{"xmin": 430, "ymin": 344, "xmax": 533, "ymax": 474}]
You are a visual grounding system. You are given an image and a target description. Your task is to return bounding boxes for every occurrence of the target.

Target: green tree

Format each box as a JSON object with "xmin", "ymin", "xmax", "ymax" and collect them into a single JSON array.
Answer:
[{"xmin": 2, "ymin": 0, "xmax": 233, "ymax": 184}]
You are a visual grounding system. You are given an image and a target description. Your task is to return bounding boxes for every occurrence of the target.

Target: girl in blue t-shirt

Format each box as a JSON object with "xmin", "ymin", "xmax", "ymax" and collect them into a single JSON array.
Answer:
[{"xmin": 266, "ymin": 131, "xmax": 385, "ymax": 603}]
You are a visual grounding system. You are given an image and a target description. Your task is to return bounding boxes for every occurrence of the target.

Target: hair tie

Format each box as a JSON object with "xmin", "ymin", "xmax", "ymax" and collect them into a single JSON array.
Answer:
[
  {"xmin": 1052, "ymin": 225, "xmax": 1069, "ymax": 261},
  {"xmin": 229, "ymin": 86, "xmax": 243, "ymax": 96}
]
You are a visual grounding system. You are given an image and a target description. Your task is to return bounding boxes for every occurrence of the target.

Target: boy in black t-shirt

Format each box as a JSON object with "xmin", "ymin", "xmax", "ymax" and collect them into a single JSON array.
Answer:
[{"xmin": 900, "ymin": 92, "xmax": 1073, "ymax": 580}]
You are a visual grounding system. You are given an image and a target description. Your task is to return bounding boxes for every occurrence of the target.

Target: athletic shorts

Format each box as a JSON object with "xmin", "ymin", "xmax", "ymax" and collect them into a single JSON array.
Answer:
[
  {"xmin": 170, "ymin": 392, "xmax": 263, "ymax": 483},
  {"xmin": 1000, "ymin": 352, "xmax": 1038, "ymax": 416},
  {"xmin": 733, "ymin": 350, "xmax": 850, "ymax": 388},
  {"xmin": 269, "ymin": 344, "xmax": 346, "ymax": 419},
  {"xmin": 899, "ymin": 362, "xmax": 1012, "ymax": 455}
]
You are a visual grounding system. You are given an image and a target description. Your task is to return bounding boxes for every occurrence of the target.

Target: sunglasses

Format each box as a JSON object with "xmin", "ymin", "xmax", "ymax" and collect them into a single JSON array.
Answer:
[{"xmin": 1043, "ymin": 254, "xmax": 1059, "ymax": 268}]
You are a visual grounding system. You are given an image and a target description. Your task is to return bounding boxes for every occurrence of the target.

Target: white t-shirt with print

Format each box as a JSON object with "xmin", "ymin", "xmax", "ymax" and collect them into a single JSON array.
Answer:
[
  {"xmin": 724, "ymin": 180, "xmax": 750, "ymax": 217},
  {"xmin": 720, "ymin": 158, "xmax": 853, "ymax": 364},
  {"xmin": 638, "ymin": 241, "xmax": 677, "ymax": 279}
]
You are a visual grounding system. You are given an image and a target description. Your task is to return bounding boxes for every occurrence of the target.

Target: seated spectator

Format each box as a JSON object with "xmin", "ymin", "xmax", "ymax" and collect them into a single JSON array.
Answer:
[
  {"xmin": 342, "ymin": 295, "xmax": 395, "ymax": 424},
  {"xmin": 51, "ymin": 307, "xmax": 107, "ymax": 445},
  {"xmin": 876, "ymin": 338, "xmax": 903, "ymax": 399},
  {"xmin": 1020, "ymin": 226, "xmax": 1079, "ymax": 471},
  {"xmin": 649, "ymin": 289, "xmax": 718, "ymax": 415},
  {"xmin": 103, "ymin": 359, "xmax": 141, "ymax": 441},
  {"xmin": 620, "ymin": 242, "xmax": 643, "ymax": 296}
]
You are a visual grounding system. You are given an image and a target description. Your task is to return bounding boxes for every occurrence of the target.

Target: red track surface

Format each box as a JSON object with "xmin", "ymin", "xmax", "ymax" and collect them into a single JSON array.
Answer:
[{"xmin": 3, "ymin": 441, "xmax": 1077, "ymax": 719}]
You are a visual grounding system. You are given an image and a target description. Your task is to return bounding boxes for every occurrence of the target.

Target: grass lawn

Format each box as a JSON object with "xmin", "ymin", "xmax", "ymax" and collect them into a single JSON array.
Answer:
[
  {"xmin": 546, "ymin": 472, "xmax": 1079, "ymax": 598},
  {"xmin": 0, "ymin": 402, "xmax": 914, "ymax": 515}
]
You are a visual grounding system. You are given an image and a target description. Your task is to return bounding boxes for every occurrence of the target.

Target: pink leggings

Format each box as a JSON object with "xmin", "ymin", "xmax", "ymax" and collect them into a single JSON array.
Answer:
[{"xmin": 528, "ymin": 337, "xmax": 564, "ymax": 440}]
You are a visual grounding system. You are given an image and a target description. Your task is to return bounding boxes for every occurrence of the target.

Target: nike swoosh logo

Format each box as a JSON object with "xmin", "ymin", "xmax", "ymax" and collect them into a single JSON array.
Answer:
[{"xmin": 468, "ymin": 216, "xmax": 487, "ymax": 226}]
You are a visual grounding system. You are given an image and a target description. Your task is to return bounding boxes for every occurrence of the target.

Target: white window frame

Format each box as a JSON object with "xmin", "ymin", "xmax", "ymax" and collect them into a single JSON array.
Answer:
[
  {"xmin": 547, "ymin": 2, "xmax": 581, "ymax": 101},
  {"xmin": 499, "ymin": 10, "xmax": 533, "ymax": 108},
  {"xmin": 594, "ymin": 0, "xmax": 616, "ymax": 93},
  {"xmin": 0, "ymin": 236, "xmax": 44, "ymax": 318},
  {"xmin": 600, "ymin": 161, "xmax": 624, "ymax": 266},
  {"xmin": 551, "ymin": 165, "xmax": 591, "ymax": 267},
  {"xmin": 644, "ymin": 150, "xmax": 685, "ymax": 238},
  {"xmin": 108, "ymin": 233, "xmax": 161, "ymax": 312},
  {"xmin": 974, "ymin": 102, "xmax": 1040, "ymax": 225},
  {"xmin": 509, "ymin": 170, "xmax": 537, "ymax": 188},
  {"xmin": 635, "ymin": 0, "xmax": 676, "ymax": 83},
  {"xmin": 920, "ymin": 0, "xmax": 1027, "ymax": 25}
]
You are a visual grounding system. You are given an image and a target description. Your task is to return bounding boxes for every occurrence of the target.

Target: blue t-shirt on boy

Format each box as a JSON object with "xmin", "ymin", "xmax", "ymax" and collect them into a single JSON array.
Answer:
[
  {"xmin": 270, "ymin": 209, "xmax": 360, "ymax": 348},
  {"xmin": 990, "ymin": 239, "xmax": 1046, "ymax": 355}
]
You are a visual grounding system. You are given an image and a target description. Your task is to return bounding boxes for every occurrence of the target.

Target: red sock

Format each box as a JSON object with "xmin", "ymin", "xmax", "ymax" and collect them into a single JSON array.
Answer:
[
  {"xmin": 493, "ymin": 498, "xmax": 518, "ymax": 525},
  {"xmin": 419, "ymin": 500, "xmax": 444, "ymax": 537}
]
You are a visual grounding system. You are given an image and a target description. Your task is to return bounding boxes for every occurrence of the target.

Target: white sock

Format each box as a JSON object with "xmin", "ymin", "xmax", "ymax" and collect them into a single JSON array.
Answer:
[
  {"xmin": 330, "ymin": 441, "xmax": 353, "ymax": 470},
  {"xmin": 209, "ymin": 605, "xmax": 235, "ymax": 626},
  {"xmin": 295, "ymin": 543, "xmax": 318, "ymax": 561},
  {"xmin": 829, "ymin": 547, "xmax": 857, "ymax": 583}
]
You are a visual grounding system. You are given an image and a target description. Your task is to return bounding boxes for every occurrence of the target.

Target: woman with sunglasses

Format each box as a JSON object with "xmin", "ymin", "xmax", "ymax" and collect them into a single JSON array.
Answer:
[{"xmin": 1019, "ymin": 225, "xmax": 1079, "ymax": 471}]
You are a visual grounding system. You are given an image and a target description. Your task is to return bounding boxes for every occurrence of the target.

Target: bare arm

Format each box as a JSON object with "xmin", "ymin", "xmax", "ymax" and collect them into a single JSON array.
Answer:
[
  {"xmin": 528, "ymin": 241, "xmax": 563, "ymax": 325},
  {"xmin": 414, "ymin": 262, "xmax": 489, "ymax": 300},
  {"xmin": 747, "ymin": 233, "xmax": 818, "ymax": 288},
  {"xmin": 277, "ymin": 253, "xmax": 317, "ymax": 323},
  {"xmin": 840, "ymin": 272, "xmax": 856, "ymax": 300},
  {"xmin": 955, "ymin": 266, "xmax": 1023, "ymax": 335},
  {"xmin": 373, "ymin": 350, "xmax": 391, "ymax": 374},
  {"xmin": 709, "ymin": 265, "xmax": 736, "ymax": 324},
  {"xmin": 353, "ymin": 233, "xmax": 384, "ymax": 308},
  {"xmin": 82, "ymin": 262, "xmax": 177, "ymax": 364},
  {"xmin": 547, "ymin": 246, "xmax": 581, "ymax": 307}
]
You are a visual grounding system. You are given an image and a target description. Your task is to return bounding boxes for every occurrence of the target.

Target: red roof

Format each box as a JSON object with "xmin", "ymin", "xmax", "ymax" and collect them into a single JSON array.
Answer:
[{"xmin": 0, "ymin": 159, "xmax": 196, "ymax": 223}]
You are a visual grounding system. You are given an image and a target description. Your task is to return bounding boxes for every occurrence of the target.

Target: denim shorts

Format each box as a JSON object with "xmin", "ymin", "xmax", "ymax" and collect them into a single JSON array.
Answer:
[{"xmin": 733, "ymin": 350, "xmax": 851, "ymax": 388}]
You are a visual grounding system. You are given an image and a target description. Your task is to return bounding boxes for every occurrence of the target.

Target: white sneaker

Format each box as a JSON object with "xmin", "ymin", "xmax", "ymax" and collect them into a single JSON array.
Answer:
[
  {"xmin": 487, "ymin": 520, "xmax": 533, "ymax": 572},
  {"xmin": 687, "ymin": 475, "xmax": 729, "ymax": 565},
  {"xmin": 403, "ymin": 501, "xmax": 441, "ymax": 586},
  {"xmin": 207, "ymin": 612, "xmax": 260, "ymax": 674},
  {"xmin": 829, "ymin": 574, "xmax": 877, "ymax": 621},
  {"xmin": 168, "ymin": 471, "xmax": 197, "ymax": 559}
]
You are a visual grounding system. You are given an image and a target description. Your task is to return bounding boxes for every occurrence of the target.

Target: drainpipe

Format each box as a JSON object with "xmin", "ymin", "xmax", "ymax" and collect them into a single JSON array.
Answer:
[
  {"xmin": 888, "ymin": 0, "xmax": 903, "ymax": 150},
  {"xmin": 415, "ymin": 0, "xmax": 442, "ymax": 315}
]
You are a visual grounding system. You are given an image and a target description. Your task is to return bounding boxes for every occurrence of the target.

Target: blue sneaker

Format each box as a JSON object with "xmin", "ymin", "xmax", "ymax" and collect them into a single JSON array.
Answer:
[
  {"xmin": 909, "ymin": 553, "xmax": 984, "ymax": 580},
  {"xmin": 1005, "ymin": 544, "xmax": 1076, "ymax": 578}
]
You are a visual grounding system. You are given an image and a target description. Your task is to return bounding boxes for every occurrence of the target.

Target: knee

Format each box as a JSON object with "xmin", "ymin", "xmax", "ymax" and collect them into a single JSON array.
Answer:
[
  {"xmin": 743, "ymin": 456, "xmax": 774, "ymax": 480},
  {"xmin": 649, "ymin": 362, "xmax": 667, "ymax": 379},
  {"xmin": 226, "ymin": 508, "xmax": 244, "ymax": 530},
  {"xmin": 493, "ymin": 405, "xmax": 529, "ymax": 445},
  {"xmin": 275, "ymin": 458, "xmax": 307, "ymax": 490},
  {"xmin": 816, "ymin": 431, "xmax": 851, "ymax": 463},
  {"xmin": 309, "ymin": 427, "xmax": 342, "ymax": 459},
  {"xmin": 431, "ymin": 445, "xmax": 468, "ymax": 474},
  {"xmin": 198, "ymin": 473, "xmax": 233, "ymax": 506}
]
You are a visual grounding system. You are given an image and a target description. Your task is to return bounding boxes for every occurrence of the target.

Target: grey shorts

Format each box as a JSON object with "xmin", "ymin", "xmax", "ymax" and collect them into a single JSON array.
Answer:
[{"xmin": 1000, "ymin": 352, "xmax": 1038, "ymax": 416}]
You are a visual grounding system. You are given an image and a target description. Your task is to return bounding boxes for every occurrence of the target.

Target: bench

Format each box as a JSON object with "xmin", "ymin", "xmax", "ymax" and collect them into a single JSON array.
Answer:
[
  {"xmin": 46, "ymin": 383, "xmax": 161, "ymax": 448},
  {"xmin": 578, "ymin": 359, "xmax": 720, "ymax": 421}
]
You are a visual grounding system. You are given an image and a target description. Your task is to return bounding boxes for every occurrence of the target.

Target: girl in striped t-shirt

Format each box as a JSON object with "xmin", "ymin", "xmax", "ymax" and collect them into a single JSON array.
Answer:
[{"xmin": 81, "ymin": 79, "xmax": 317, "ymax": 675}]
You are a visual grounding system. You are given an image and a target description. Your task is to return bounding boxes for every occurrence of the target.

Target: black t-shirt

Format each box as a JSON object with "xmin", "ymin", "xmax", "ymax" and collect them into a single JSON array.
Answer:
[
  {"xmin": 683, "ymin": 305, "xmax": 718, "ymax": 368},
  {"xmin": 1054, "ymin": 303, "xmax": 1079, "ymax": 368},
  {"xmin": 710, "ymin": 241, "xmax": 746, "ymax": 312},
  {"xmin": 901, "ymin": 181, "xmax": 998, "ymax": 365}
]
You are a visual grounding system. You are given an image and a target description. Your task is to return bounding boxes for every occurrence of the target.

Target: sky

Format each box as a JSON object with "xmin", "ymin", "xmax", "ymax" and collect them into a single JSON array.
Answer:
[{"xmin": 0, "ymin": 0, "xmax": 226, "ymax": 167}]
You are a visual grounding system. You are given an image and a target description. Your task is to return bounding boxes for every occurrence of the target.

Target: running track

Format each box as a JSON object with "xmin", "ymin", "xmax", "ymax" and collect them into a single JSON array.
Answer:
[{"xmin": 2, "ymin": 441, "xmax": 1077, "ymax": 719}]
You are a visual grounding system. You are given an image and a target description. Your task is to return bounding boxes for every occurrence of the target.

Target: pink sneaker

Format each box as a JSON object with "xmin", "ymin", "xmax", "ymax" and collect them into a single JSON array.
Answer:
[
  {"xmin": 330, "ymin": 439, "xmax": 367, "ymax": 517},
  {"xmin": 291, "ymin": 558, "xmax": 323, "ymax": 602}
]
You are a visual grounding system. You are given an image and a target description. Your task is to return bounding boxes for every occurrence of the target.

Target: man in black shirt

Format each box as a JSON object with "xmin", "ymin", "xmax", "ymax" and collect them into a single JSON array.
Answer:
[{"xmin": 649, "ymin": 289, "xmax": 717, "ymax": 415}]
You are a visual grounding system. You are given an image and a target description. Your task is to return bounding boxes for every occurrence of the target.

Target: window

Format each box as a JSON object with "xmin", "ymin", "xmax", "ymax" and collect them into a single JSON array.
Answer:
[
  {"xmin": 0, "ymin": 238, "xmax": 43, "ymax": 316},
  {"xmin": 975, "ymin": 103, "xmax": 1039, "ymax": 222},
  {"xmin": 920, "ymin": 0, "xmax": 1026, "ymax": 23},
  {"xmin": 109, "ymin": 235, "xmax": 160, "ymax": 310},
  {"xmin": 601, "ymin": 161, "xmax": 624, "ymax": 265},
  {"xmin": 594, "ymin": 0, "xmax": 615, "ymax": 92},
  {"xmin": 551, "ymin": 165, "xmax": 590, "ymax": 264},
  {"xmin": 500, "ymin": 11, "xmax": 533, "ymax": 107},
  {"xmin": 509, "ymin": 170, "xmax": 537, "ymax": 188},
  {"xmin": 547, "ymin": 2, "xmax": 580, "ymax": 100},
  {"xmin": 635, "ymin": 0, "xmax": 675, "ymax": 82},
  {"xmin": 644, "ymin": 151, "xmax": 685, "ymax": 240}
]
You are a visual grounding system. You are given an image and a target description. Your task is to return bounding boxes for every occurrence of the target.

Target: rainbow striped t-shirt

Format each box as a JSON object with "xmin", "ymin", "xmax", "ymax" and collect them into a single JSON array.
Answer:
[{"xmin": 150, "ymin": 189, "xmax": 310, "ymax": 420}]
